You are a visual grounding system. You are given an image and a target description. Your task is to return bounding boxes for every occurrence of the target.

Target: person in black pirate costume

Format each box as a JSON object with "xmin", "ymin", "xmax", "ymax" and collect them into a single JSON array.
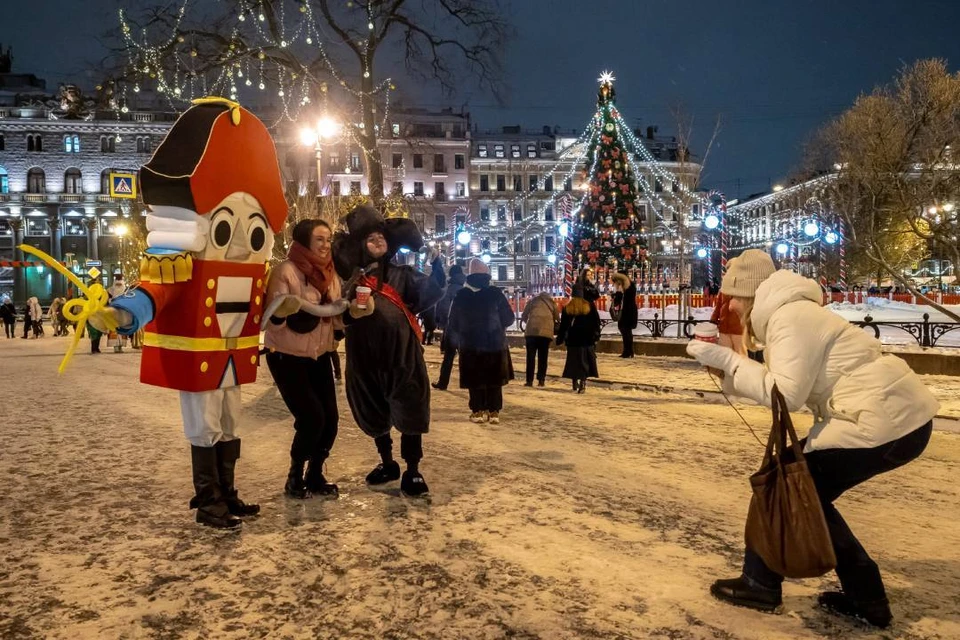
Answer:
[{"xmin": 332, "ymin": 204, "xmax": 444, "ymax": 497}]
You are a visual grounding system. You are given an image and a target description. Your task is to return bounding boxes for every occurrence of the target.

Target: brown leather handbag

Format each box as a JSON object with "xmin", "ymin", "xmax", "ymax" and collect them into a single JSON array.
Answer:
[{"xmin": 744, "ymin": 385, "xmax": 837, "ymax": 578}]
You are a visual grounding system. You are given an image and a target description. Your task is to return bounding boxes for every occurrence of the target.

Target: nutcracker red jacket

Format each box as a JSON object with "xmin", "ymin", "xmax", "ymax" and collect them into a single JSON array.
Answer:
[{"xmin": 111, "ymin": 255, "xmax": 268, "ymax": 392}]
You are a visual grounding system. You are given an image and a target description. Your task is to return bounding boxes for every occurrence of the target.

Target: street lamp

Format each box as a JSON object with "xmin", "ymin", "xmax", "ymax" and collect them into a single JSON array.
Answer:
[{"xmin": 300, "ymin": 114, "xmax": 343, "ymax": 196}]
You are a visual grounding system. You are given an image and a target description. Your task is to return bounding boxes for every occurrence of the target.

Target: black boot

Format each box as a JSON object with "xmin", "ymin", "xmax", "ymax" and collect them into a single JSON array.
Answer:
[
  {"xmin": 190, "ymin": 445, "xmax": 241, "ymax": 529},
  {"xmin": 709, "ymin": 576, "xmax": 782, "ymax": 613},
  {"xmin": 400, "ymin": 470, "xmax": 430, "ymax": 497},
  {"xmin": 215, "ymin": 439, "xmax": 260, "ymax": 517},
  {"xmin": 577, "ymin": 379, "xmax": 587, "ymax": 394},
  {"xmin": 818, "ymin": 591, "xmax": 892, "ymax": 629},
  {"xmin": 284, "ymin": 459, "xmax": 310, "ymax": 499},
  {"xmin": 399, "ymin": 434, "xmax": 428, "ymax": 497},
  {"xmin": 305, "ymin": 452, "xmax": 339, "ymax": 497}
]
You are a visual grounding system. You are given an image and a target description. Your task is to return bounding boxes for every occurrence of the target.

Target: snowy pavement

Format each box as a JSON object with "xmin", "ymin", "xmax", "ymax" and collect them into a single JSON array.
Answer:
[{"xmin": 2, "ymin": 338, "xmax": 960, "ymax": 639}]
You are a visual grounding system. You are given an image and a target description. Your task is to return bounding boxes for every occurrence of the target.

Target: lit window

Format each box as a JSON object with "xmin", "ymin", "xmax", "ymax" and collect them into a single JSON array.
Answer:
[
  {"xmin": 391, "ymin": 123, "xmax": 400, "ymax": 136},
  {"xmin": 478, "ymin": 144, "xmax": 487, "ymax": 158},
  {"xmin": 510, "ymin": 144, "xmax": 520, "ymax": 158},
  {"xmin": 494, "ymin": 144, "xmax": 504, "ymax": 158},
  {"xmin": 527, "ymin": 144, "xmax": 537, "ymax": 158},
  {"xmin": 455, "ymin": 182, "xmax": 466, "ymax": 197}
]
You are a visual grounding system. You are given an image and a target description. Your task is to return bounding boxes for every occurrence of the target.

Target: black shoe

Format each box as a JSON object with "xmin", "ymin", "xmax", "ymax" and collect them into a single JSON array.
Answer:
[
  {"xmin": 577, "ymin": 380, "xmax": 587, "ymax": 394},
  {"xmin": 304, "ymin": 459, "xmax": 339, "ymax": 498},
  {"xmin": 400, "ymin": 470, "xmax": 429, "ymax": 497},
  {"xmin": 216, "ymin": 439, "xmax": 260, "ymax": 517},
  {"xmin": 431, "ymin": 382, "xmax": 447, "ymax": 391},
  {"xmin": 196, "ymin": 502, "xmax": 242, "ymax": 528},
  {"xmin": 818, "ymin": 591, "xmax": 892, "ymax": 629},
  {"xmin": 284, "ymin": 459, "xmax": 310, "ymax": 499},
  {"xmin": 537, "ymin": 379, "xmax": 545, "ymax": 387},
  {"xmin": 524, "ymin": 381, "xmax": 533, "ymax": 387},
  {"xmin": 366, "ymin": 460, "xmax": 401, "ymax": 485},
  {"xmin": 710, "ymin": 577, "xmax": 782, "ymax": 613}
]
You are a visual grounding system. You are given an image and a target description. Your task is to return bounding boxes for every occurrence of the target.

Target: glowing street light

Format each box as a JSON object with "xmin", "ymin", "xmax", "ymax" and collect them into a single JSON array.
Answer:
[
  {"xmin": 547, "ymin": 254, "xmax": 557, "ymax": 264},
  {"xmin": 558, "ymin": 221, "xmax": 569, "ymax": 238},
  {"xmin": 776, "ymin": 243, "xmax": 789, "ymax": 255},
  {"xmin": 481, "ymin": 253, "xmax": 491, "ymax": 264},
  {"xmin": 316, "ymin": 116, "xmax": 341, "ymax": 139},
  {"xmin": 115, "ymin": 223, "xmax": 129, "ymax": 237},
  {"xmin": 824, "ymin": 231, "xmax": 839, "ymax": 244},
  {"xmin": 457, "ymin": 230, "xmax": 471, "ymax": 245},
  {"xmin": 803, "ymin": 221, "xmax": 819, "ymax": 237},
  {"xmin": 696, "ymin": 247, "xmax": 708, "ymax": 259},
  {"xmin": 704, "ymin": 214, "xmax": 720, "ymax": 230}
]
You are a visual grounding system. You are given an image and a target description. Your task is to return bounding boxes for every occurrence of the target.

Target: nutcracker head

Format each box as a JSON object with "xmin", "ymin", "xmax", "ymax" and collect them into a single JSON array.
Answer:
[{"xmin": 139, "ymin": 97, "xmax": 288, "ymax": 263}]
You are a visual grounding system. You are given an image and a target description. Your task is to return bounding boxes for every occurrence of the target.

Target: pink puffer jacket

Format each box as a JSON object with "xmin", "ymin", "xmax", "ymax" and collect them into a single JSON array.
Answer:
[{"xmin": 263, "ymin": 260, "xmax": 343, "ymax": 359}]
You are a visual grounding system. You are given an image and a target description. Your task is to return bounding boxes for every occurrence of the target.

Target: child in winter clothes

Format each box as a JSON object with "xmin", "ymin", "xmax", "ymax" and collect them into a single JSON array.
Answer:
[
  {"xmin": 687, "ymin": 249, "xmax": 939, "ymax": 629},
  {"xmin": 556, "ymin": 289, "xmax": 600, "ymax": 393},
  {"xmin": 446, "ymin": 258, "xmax": 514, "ymax": 423}
]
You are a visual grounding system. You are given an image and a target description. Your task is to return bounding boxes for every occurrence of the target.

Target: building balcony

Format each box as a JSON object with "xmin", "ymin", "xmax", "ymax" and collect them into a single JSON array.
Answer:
[
  {"xmin": 22, "ymin": 194, "xmax": 47, "ymax": 203},
  {"xmin": 60, "ymin": 194, "xmax": 83, "ymax": 203}
]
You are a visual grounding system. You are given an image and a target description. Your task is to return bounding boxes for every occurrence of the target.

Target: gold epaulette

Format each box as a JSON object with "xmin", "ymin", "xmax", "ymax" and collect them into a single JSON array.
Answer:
[{"xmin": 139, "ymin": 251, "xmax": 194, "ymax": 284}]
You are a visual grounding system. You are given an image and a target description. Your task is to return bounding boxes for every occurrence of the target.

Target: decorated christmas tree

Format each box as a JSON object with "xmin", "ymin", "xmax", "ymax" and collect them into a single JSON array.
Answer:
[{"xmin": 573, "ymin": 72, "xmax": 647, "ymax": 281}]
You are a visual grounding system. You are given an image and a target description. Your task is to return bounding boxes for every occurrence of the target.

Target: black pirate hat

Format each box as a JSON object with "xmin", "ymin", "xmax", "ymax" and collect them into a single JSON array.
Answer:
[{"xmin": 332, "ymin": 204, "xmax": 423, "ymax": 279}]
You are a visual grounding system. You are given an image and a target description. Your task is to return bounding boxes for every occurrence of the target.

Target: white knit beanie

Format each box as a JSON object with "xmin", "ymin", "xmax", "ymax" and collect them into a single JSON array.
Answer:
[
  {"xmin": 466, "ymin": 257, "xmax": 490, "ymax": 276},
  {"xmin": 720, "ymin": 249, "xmax": 776, "ymax": 297}
]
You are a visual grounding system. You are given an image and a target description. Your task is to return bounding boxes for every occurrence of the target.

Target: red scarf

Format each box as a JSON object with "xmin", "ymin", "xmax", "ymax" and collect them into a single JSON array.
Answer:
[
  {"xmin": 288, "ymin": 241, "xmax": 335, "ymax": 300},
  {"xmin": 359, "ymin": 275, "xmax": 423, "ymax": 342}
]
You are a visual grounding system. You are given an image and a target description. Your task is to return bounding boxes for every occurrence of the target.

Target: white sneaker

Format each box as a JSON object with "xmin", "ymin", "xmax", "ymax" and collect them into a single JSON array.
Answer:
[
  {"xmin": 488, "ymin": 411, "xmax": 500, "ymax": 424},
  {"xmin": 469, "ymin": 411, "xmax": 487, "ymax": 423}
]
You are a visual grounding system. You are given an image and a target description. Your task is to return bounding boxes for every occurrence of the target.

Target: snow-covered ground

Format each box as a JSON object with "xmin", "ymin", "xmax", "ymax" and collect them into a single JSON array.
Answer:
[{"xmin": 2, "ymin": 338, "xmax": 960, "ymax": 639}]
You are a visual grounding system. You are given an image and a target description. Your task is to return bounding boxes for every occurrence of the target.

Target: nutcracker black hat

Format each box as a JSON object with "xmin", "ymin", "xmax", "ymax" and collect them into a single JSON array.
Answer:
[
  {"xmin": 139, "ymin": 97, "xmax": 288, "ymax": 232},
  {"xmin": 332, "ymin": 204, "xmax": 423, "ymax": 279}
]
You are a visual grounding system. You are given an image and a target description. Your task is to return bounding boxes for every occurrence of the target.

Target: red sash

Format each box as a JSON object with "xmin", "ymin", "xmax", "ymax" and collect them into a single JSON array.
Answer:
[{"xmin": 359, "ymin": 275, "xmax": 423, "ymax": 343}]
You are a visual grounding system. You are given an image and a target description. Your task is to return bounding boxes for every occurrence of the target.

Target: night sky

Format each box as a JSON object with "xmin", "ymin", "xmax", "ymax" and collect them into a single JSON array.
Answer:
[{"xmin": 6, "ymin": 0, "xmax": 960, "ymax": 197}]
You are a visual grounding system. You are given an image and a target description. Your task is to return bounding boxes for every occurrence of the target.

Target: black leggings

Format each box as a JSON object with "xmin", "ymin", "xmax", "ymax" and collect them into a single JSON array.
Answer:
[
  {"xmin": 267, "ymin": 351, "xmax": 339, "ymax": 464},
  {"xmin": 469, "ymin": 386, "xmax": 503, "ymax": 412}
]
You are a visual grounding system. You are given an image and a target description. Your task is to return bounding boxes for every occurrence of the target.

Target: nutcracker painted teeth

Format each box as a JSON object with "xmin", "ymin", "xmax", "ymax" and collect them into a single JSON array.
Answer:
[{"xmin": 98, "ymin": 97, "xmax": 288, "ymax": 529}]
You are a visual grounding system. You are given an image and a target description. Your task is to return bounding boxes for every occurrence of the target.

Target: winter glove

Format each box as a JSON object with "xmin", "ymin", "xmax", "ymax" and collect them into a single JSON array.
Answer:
[
  {"xmin": 266, "ymin": 294, "xmax": 303, "ymax": 319},
  {"xmin": 686, "ymin": 340, "xmax": 745, "ymax": 378},
  {"xmin": 348, "ymin": 295, "xmax": 376, "ymax": 319},
  {"xmin": 88, "ymin": 307, "xmax": 132, "ymax": 334}
]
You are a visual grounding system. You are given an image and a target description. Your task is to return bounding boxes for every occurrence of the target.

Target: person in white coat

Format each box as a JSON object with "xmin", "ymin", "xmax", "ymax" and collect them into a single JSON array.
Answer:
[{"xmin": 687, "ymin": 249, "xmax": 938, "ymax": 629}]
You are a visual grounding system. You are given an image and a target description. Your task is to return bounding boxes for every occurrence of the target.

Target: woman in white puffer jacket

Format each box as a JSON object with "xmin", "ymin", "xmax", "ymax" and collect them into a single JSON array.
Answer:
[{"xmin": 687, "ymin": 249, "xmax": 938, "ymax": 629}]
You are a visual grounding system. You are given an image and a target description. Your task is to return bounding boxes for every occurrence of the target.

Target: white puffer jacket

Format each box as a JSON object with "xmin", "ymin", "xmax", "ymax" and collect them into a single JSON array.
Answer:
[{"xmin": 725, "ymin": 270, "xmax": 939, "ymax": 452}]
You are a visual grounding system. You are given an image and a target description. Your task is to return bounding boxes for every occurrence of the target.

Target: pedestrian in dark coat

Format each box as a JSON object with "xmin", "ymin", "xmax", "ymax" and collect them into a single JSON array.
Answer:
[
  {"xmin": 520, "ymin": 292, "xmax": 559, "ymax": 386},
  {"xmin": 432, "ymin": 264, "xmax": 465, "ymax": 390},
  {"xmin": 419, "ymin": 251, "xmax": 445, "ymax": 346},
  {"xmin": 447, "ymin": 259, "xmax": 514, "ymax": 424},
  {"xmin": 556, "ymin": 289, "xmax": 600, "ymax": 393},
  {"xmin": 0, "ymin": 297, "xmax": 15, "ymax": 339},
  {"xmin": 332, "ymin": 204, "xmax": 443, "ymax": 497},
  {"xmin": 611, "ymin": 272, "xmax": 638, "ymax": 358},
  {"xmin": 576, "ymin": 268, "xmax": 600, "ymax": 303}
]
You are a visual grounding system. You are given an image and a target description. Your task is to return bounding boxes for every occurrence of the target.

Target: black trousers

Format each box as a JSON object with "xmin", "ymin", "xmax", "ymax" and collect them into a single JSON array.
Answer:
[
  {"xmin": 331, "ymin": 350, "xmax": 342, "ymax": 379},
  {"xmin": 267, "ymin": 351, "xmax": 339, "ymax": 464},
  {"xmin": 619, "ymin": 327, "xmax": 634, "ymax": 357},
  {"xmin": 3, "ymin": 321, "xmax": 13, "ymax": 338},
  {"xmin": 743, "ymin": 421, "xmax": 933, "ymax": 602},
  {"xmin": 524, "ymin": 336, "xmax": 551, "ymax": 384},
  {"xmin": 22, "ymin": 319, "xmax": 30, "ymax": 338},
  {"xmin": 469, "ymin": 386, "xmax": 503, "ymax": 412},
  {"xmin": 436, "ymin": 343, "xmax": 457, "ymax": 388}
]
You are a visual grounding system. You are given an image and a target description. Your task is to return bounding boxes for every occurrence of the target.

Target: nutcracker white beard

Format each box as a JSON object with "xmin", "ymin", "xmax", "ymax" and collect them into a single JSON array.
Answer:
[{"xmin": 146, "ymin": 191, "xmax": 274, "ymax": 264}]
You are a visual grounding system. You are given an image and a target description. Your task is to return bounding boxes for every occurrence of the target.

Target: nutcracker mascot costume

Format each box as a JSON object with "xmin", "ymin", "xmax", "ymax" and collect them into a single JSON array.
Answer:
[
  {"xmin": 332, "ymin": 204, "xmax": 443, "ymax": 497},
  {"xmin": 90, "ymin": 97, "xmax": 289, "ymax": 528}
]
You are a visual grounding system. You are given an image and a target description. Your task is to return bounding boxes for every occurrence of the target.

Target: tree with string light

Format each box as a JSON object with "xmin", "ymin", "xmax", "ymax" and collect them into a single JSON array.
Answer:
[
  {"xmin": 573, "ymin": 72, "xmax": 647, "ymax": 281},
  {"xmin": 112, "ymin": 0, "xmax": 508, "ymax": 205}
]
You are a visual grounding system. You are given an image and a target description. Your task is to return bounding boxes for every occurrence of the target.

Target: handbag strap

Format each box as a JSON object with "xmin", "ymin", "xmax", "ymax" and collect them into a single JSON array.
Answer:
[{"xmin": 771, "ymin": 384, "xmax": 806, "ymax": 463}]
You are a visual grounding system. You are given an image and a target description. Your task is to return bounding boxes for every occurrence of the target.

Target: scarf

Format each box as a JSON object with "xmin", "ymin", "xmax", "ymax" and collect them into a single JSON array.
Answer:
[
  {"xmin": 288, "ymin": 241, "xmax": 335, "ymax": 300},
  {"xmin": 359, "ymin": 274, "xmax": 423, "ymax": 342}
]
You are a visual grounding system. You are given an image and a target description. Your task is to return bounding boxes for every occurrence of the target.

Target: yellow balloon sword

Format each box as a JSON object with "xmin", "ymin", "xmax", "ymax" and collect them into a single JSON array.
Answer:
[{"xmin": 18, "ymin": 244, "xmax": 119, "ymax": 374}]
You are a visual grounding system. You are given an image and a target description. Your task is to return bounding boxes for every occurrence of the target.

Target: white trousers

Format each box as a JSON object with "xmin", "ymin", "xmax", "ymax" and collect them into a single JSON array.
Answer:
[{"xmin": 179, "ymin": 387, "xmax": 242, "ymax": 447}]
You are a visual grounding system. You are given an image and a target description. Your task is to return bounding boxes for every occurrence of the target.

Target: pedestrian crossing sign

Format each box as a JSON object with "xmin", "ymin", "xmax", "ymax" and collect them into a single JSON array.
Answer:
[{"xmin": 109, "ymin": 172, "xmax": 137, "ymax": 199}]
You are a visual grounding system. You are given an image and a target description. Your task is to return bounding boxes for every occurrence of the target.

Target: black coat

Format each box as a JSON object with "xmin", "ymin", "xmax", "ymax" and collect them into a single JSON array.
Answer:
[
  {"xmin": 556, "ymin": 301, "xmax": 601, "ymax": 348},
  {"xmin": 616, "ymin": 283, "xmax": 638, "ymax": 331},
  {"xmin": 447, "ymin": 274, "xmax": 514, "ymax": 388},
  {"xmin": 342, "ymin": 263, "xmax": 443, "ymax": 437},
  {"xmin": 0, "ymin": 302, "xmax": 15, "ymax": 323},
  {"xmin": 435, "ymin": 271, "xmax": 465, "ymax": 330}
]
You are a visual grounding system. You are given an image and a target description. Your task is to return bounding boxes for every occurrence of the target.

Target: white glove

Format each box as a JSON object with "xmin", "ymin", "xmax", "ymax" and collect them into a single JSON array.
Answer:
[
  {"xmin": 88, "ymin": 307, "xmax": 133, "ymax": 334},
  {"xmin": 265, "ymin": 294, "xmax": 302, "ymax": 319},
  {"xmin": 348, "ymin": 296, "xmax": 376, "ymax": 319},
  {"xmin": 686, "ymin": 340, "xmax": 745, "ymax": 377}
]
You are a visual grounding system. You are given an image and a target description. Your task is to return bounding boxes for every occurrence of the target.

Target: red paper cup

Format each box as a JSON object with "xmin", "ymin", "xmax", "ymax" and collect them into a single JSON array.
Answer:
[
  {"xmin": 355, "ymin": 286, "xmax": 372, "ymax": 310},
  {"xmin": 693, "ymin": 322, "xmax": 720, "ymax": 344}
]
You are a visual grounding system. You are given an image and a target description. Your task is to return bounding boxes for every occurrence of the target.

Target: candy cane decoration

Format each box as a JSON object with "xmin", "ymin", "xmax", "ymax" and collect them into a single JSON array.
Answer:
[
  {"xmin": 560, "ymin": 196, "xmax": 574, "ymax": 297},
  {"xmin": 835, "ymin": 219, "xmax": 846, "ymax": 292}
]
